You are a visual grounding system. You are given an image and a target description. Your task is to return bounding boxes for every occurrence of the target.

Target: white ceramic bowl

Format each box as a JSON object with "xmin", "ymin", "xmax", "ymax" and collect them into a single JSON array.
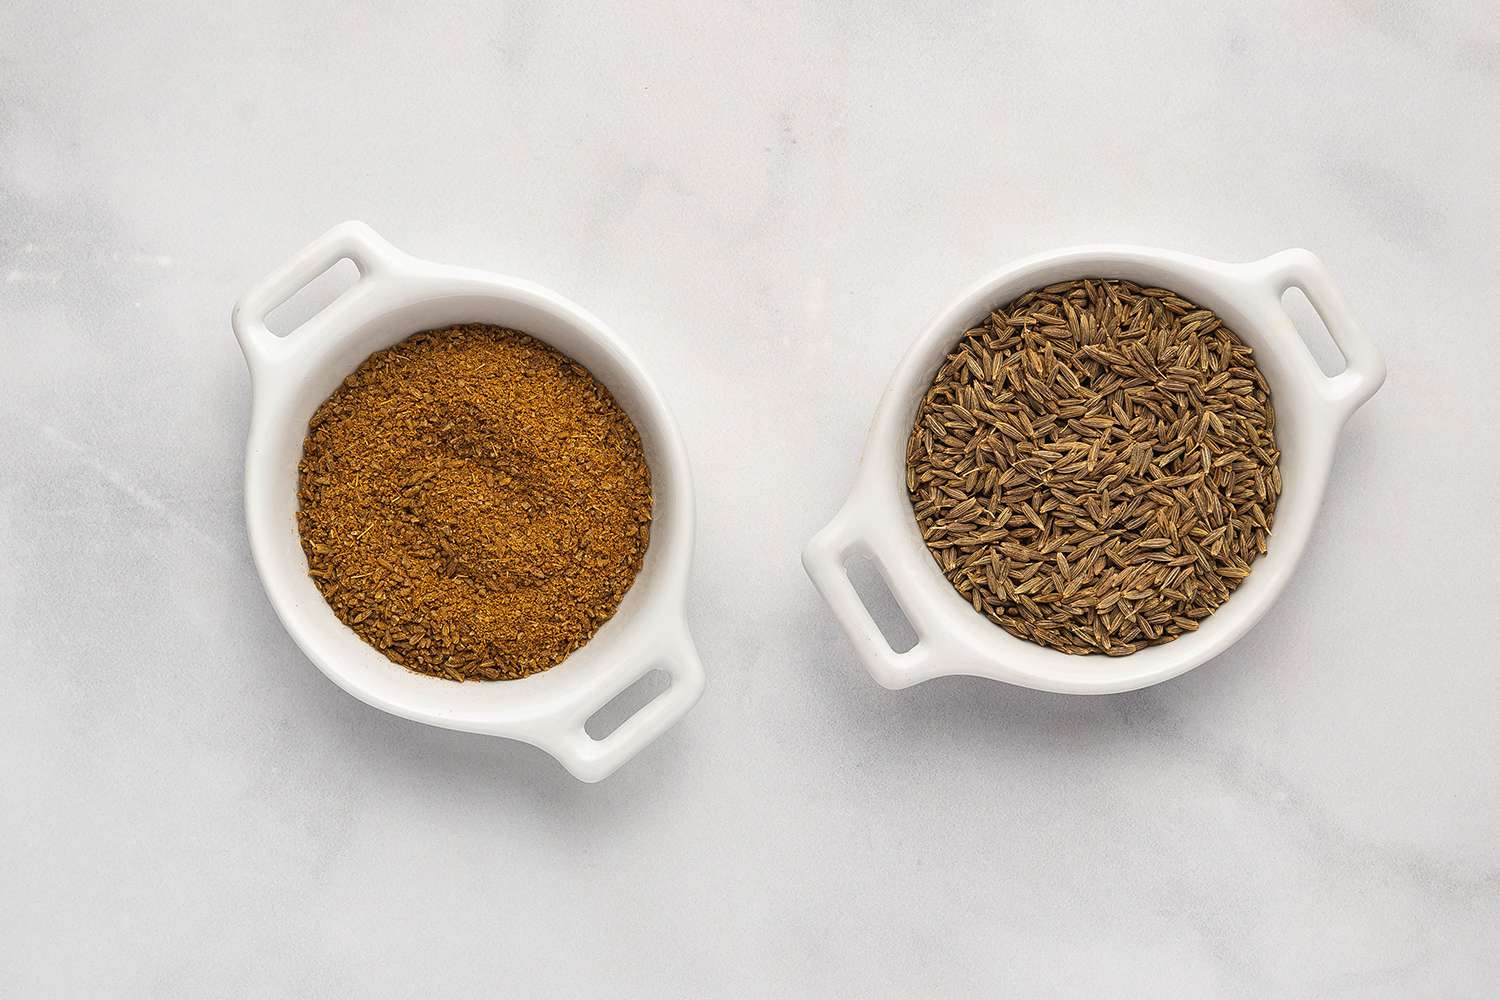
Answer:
[
  {"xmin": 231, "ymin": 222, "xmax": 704, "ymax": 781},
  {"xmin": 803, "ymin": 245, "xmax": 1384, "ymax": 694}
]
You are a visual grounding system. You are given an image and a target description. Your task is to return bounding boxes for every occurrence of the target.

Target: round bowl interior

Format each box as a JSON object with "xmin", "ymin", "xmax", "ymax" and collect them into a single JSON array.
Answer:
[
  {"xmin": 861, "ymin": 250, "xmax": 1337, "ymax": 693},
  {"xmin": 245, "ymin": 287, "xmax": 691, "ymax": 728}
]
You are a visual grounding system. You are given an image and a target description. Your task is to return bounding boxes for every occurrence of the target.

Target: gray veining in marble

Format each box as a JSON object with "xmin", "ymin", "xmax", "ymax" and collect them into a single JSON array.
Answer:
[{"xmin": 3, "ymin": 1, "xmax": 1498, "ymax": 996}]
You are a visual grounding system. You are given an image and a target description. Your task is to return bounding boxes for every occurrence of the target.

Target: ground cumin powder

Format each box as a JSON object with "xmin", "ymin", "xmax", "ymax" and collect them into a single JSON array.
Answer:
[{"xmin": 296, "ymin": 324, "xmax": 652, "ymax": 681}]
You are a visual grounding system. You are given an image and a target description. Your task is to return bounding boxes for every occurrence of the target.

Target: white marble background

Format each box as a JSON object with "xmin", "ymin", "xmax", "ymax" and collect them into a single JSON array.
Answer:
[{"xmin": 3, "ymin": 2, "xmax": 1498, "ymax": 996}]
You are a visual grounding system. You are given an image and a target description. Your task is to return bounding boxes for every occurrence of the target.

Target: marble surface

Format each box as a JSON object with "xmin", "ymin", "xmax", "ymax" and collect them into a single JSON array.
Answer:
[{"xmin": 3, "ymin": 2, "xmax": 1498, "ymax": 995}]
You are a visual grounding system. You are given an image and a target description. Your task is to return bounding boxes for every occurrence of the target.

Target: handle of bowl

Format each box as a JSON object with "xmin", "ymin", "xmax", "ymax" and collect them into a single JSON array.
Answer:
[
  {"xmin": 540, "ymin": 626, "xmax": 706, "ymax": 783},
  {"xmin": 1253, "ymin": 249, "xmax": 1387, "ymax": 420},
  {"xmin": 802, "ymin": 507, "xmax": 935, "ymax": 689},
  {"xmin": 230, "ymin": 221, "xmax": 410, "ymax": 378}
]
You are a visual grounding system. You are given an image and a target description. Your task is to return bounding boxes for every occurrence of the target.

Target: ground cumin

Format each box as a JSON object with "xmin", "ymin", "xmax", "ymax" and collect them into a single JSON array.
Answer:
[{"xmin": 296, "ymin": 323, "xmax": 652, "ymax": 681}]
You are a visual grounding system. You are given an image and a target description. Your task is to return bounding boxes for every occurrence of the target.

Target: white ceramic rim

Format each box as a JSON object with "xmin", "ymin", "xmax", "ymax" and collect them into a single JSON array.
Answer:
[
  {"xmin": 231, "ymin": 221, "xmax": 705, "ymax": 781},
  {"xmin": 802, "ymin": 245, "xmax": 1385, "ymax": 694}
]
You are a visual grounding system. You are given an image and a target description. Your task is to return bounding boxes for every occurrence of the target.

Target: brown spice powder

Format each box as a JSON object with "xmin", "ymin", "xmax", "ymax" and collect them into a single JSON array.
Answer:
[
  {"xmin": 906, "ymin": 279, "xmax": 1280, "ymax": 656},
  {"xmin": 297, "ymin": 323, "xmax": 652, "ymax": 681}
]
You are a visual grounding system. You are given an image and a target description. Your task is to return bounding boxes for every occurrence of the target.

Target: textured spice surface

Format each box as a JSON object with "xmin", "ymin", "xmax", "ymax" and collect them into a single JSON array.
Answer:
[
  {"xmin": 297, "ymin": 324, "xmax": 652, "ymax": 681},
  {"xmin": 906, "ymin": 279, "xmax": 1280, "ymax": 656}
]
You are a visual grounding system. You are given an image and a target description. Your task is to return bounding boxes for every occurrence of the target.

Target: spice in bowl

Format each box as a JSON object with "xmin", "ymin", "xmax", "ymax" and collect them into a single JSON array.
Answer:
[
  {"xmin": 296, "ymin": 324, "xmax": 652, "ymax": 681},
  {"xmin": 906, "ymin": 279, "xmax": 1280, "ymax": 656}
]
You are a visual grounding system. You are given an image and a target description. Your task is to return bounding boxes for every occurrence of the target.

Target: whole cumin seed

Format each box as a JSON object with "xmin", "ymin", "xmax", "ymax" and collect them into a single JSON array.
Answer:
[
  {"xmin": 906, "ymin": 278, "xmax": 1280, "ymax": 656},
  {"xmin": 297, "ymin": 324, "xmax": 652, "ymax": 681}
]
